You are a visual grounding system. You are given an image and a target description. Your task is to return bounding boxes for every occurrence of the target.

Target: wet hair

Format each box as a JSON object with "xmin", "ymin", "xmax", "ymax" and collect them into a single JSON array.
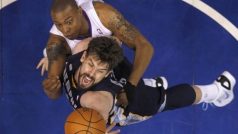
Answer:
[
  {"xmin": 86, "ymin": 37, "xmax": 124, "ymax": 71},
  {"xmin": 51, "ymin": 0, "xmax": 78, "ymax": 13}
]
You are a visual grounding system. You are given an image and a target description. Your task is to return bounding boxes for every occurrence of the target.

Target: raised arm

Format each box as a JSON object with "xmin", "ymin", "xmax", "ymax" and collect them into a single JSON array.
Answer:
[
  {"xmin": 42, "ymin": 34, "xmax": 71, "ymax": 99},
  {"xmin": 47, "ymin": 34, "xmax": 70, "ymax": 77},
  {"xmin": 96, "ymin": 3, "xmax": 154, "ymax": 86}
]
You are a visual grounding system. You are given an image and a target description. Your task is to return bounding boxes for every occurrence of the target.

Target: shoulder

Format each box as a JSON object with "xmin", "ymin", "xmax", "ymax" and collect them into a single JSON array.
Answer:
[
  {"xmin": 72, "ymin": 38, "xmax": 92, "ymax": 54},
  {"xmin": 93, "ymin": 2, "xmax": 123, "ymax": 29},
  {"xmin": 48, "ymin": 34, "xmax": 66, "ymax": 44},
  {"xmin": 93, "ymin": 1, "xmax": 117, "ymax": 12}
]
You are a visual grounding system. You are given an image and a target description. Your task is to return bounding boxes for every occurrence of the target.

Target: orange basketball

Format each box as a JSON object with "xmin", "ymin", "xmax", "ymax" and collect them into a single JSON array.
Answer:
[{"xmin": 65, "ymin": 108, "xmax": 106, "ymax": 134}]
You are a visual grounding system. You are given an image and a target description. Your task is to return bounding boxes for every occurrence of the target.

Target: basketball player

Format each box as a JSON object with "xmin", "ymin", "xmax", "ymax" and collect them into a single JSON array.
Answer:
[
  {"xmin": 43, "ymin": 36, "xmax": 236, "ymax": 127},
  {"xmin": 37, "ymin": 0, "xmax": 154, "ymax": 107}
]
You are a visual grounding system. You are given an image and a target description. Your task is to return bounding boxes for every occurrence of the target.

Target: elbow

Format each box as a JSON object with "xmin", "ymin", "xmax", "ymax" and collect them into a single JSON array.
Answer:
[
  {"xmin": 139, "ymin": 41, "xmax": 154, "ymax": 57},
  {"xmin": 44, "ymin": 90, "xmax": 61, "ymax": 100},
  {"xmin": 47, "ymin": 94, "xmax": 60, "ymax": 100},
  {"xmin": 147, "ymin": 44, "xmax": 154, "ymax": 56}
]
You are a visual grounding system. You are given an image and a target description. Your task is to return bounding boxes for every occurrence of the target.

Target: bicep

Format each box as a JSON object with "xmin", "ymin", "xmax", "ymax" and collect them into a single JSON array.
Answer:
[
  {"xmin": 101, "ymin": 6, "xmax": 144, "ymax": 49},
  {"xmin": 47, "ymin": 34, "xmax": 66, "ymax": 47},
  {"xmin": 46, "ymin": 34, "xmax": 71, "ymax": 59}
]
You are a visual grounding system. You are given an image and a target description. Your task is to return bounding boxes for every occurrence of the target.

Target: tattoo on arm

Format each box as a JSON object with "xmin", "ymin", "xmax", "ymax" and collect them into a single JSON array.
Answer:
[
  {"xmin": 46, "ymin": 43, "xmax": 67, "ymax": 61},
  {"xmin": 108, "ymin": 13, "xmax": 139, "ymax": 44}
]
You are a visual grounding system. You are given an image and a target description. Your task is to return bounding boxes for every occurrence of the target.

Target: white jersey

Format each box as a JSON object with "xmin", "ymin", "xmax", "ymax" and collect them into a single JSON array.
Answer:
[{"xmin": 49, "ymin": 0, "xmax": 112, "ymax": 50}]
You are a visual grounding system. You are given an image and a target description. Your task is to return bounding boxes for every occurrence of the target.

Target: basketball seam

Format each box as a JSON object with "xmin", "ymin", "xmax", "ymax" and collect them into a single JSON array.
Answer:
[
  {"xmin": 66, "ymin": 121, "xmax": 106, "ymax": 133},
  {"xmin": 86, "ymin": 110, "xmax": 93, "ymax": 134},
  {"xmin": 66, "ymin": 109, "xmax": 105, "ymax": 134}
]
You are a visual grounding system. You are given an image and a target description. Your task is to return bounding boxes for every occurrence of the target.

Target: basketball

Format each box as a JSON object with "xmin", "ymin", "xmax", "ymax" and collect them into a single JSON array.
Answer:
[{"xmin": 65, "ymin": 108, "xmax": 106, "ymax": 134}]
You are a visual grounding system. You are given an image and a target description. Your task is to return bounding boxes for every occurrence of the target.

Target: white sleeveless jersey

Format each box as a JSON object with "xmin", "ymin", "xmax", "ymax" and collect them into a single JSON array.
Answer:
[{"xmin": 49, "ymin": 0, "xmax": 112, "ymax": 50}]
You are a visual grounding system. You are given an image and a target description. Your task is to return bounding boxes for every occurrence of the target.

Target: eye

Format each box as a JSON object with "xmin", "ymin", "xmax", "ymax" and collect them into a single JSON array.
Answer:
[
  {"xmin": 88, "ymin": 62, "xmax": 93, "ymax": 67},
  {"xmin": 66, "ymin": 20, "xmax": 73, "ymax": 25},
  {"xmin": 97, "ymin": 70, "xmax": 105, "ymax": 74}
]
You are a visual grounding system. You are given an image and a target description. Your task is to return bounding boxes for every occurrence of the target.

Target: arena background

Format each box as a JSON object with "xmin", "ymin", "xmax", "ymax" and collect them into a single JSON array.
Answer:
[{"xmin": 1, "ymin": 0, "xmax": 238, "ymax": 133}]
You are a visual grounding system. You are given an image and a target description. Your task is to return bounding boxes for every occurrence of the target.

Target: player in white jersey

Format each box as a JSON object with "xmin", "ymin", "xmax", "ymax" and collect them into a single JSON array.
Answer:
[
  {"xmin": 49, "ymin": 0, "xmax": 112, "ymax": 49},
  {"xmin": 38, "ymin": 0, "xmax": 154, "ymax": 107},
  {"xmin": 37, "ymin": 0, "xmax": 114, "ymax": 75}
]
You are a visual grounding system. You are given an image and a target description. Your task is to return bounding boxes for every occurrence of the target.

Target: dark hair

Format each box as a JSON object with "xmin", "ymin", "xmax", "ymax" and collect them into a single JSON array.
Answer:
[
  {"xmin": 51, "ymin": 0, "xmax": 78, "ymax": 13},
  {"xmin": 87, "ymin": 37, "xmax": 124, "ymax": 70}
]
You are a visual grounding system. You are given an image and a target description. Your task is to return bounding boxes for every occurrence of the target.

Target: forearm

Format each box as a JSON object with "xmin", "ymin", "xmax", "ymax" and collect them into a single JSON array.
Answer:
[
  {"xmin": 80, "ymin": 91, "xmax": 113, "ymax": 121},
  {"xmin": 47, "ymin": 43, "xmax": 68, "ymax": 77},
  {"xmin": 48, "ymin": 57, "xmax": 65, "ymax": 77},
  {"xmin": 43, "ymin": 43, "xmax": 66, "ymax": 99},
  {"xmin": 128, "ymin": 40, "xmax": 154, "ymax": 86},
  {"xmin": 43, "ymin": 88, "xmax": 61, "ymax": 99}
]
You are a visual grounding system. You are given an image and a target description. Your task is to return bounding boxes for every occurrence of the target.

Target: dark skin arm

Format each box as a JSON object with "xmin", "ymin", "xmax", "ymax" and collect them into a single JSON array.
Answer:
[
  {"xmin": 94, "ymin": 2, "xmax": 154, "ymax": 107},
  {"xmin": 42, "ymin": 34, "xmax": 71, "ymax": 99},
  {"xmin": 95, "ymin": 2, "xmax": 154, "ymax": 86}
]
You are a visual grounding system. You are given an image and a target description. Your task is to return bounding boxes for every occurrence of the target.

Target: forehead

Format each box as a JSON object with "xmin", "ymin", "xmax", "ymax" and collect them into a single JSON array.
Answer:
[
  {"xmin": 86, "ymin": 55, "xmax": 109, "ymax": 69},
  {"xmin": 51, "ymin": 5, "xmax": 77, "ymax": 21}
]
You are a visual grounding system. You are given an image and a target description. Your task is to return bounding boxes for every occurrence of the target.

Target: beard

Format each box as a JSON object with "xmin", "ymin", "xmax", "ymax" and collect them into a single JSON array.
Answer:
[{"xmin": 77, "ymin": 73, "xmax": 95, "ymax": 89}]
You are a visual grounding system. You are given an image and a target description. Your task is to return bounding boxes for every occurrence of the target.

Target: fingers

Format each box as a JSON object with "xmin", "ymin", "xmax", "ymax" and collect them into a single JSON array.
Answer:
[
  {"xmin": 36, "ymin": 58, "xmax": 44, "ymax": 69},
  {"xmin": 37, "ymin": 58, "xmax": 49, "ymax": 76},
  {"xmin": 41, "ymin": 63, "xmax": 46, "ymax": 76},
  {"xmin": 106, "ymin": 122, "xmax": 116, "ymax": 132},
  {"xmin": 106, "ymin": 123, "xmax": 120, "ymax": 134},
  {"xmin": 106, "ymin": 129, "xmax": 120, "ymax": 134}
]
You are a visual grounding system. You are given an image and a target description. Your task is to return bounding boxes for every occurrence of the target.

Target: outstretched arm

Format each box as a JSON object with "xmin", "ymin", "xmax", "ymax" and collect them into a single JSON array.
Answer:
[{"xmin": 96, "ymin": 3, "xmax": 154, "ymax": 86}]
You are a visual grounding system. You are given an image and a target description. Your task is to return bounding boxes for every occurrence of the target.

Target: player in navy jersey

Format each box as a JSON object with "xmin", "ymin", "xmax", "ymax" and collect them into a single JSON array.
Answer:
[
  {"xmin": 43, "ymin": 36, "xmax": 124, "ymax": 120},
  {"xmin": 43, "ymin": 36, "xmax": 236, "ymax": 127}
]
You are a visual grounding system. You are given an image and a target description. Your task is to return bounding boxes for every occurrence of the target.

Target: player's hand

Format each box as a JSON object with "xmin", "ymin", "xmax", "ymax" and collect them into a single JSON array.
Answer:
[
  {"xmin": 36, "ymin": 57, "xmax": 49, "ymax": 76},
  {"xmin": 106, "ymin": 123, "xmax": 120, "ymax": 134},
  {"xmin": 116, "ymin": 91, "xmax": 128, "ymax": 108},
  {"xmin": 42, "ymin": 76, "xmax": 61, "ymax": 93}
]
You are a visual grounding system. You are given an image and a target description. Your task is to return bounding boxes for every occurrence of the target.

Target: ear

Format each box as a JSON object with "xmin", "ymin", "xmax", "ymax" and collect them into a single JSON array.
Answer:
[{"xmin": 80, "ymin": 51, "xmax": 87, "ymax": 62}]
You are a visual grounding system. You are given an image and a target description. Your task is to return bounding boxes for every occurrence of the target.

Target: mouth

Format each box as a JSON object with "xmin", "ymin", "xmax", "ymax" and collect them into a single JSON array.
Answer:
[
  {"xmin": 64, "ymin": 32, "xmax": 77, "ymax": 39},
  {"xmin": 79, "ymin": 74, "xmax": 94, "ymax": 89},
  {"xmin": 65, "ymin": 34, "xmax": 73, "ymax": 39}
]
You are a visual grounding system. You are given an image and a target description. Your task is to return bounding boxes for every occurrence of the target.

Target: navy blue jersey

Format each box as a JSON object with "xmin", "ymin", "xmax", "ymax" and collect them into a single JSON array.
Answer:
[
  {"xmin": 107, "ymin": 58, "xmax": 166, "ymax": 126},
  {"xmin": 62, "ymin": 52, "xmax": 122, "ymax": 109},
  {"xmin": 62, "ymin": 52, "xmax": 165, "ymax": 126}
]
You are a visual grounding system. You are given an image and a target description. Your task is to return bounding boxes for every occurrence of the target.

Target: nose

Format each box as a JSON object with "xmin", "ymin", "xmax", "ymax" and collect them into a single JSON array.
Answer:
[{"xmin": 88, "ymin": 68, "xmax": 96, "ymax": 77}]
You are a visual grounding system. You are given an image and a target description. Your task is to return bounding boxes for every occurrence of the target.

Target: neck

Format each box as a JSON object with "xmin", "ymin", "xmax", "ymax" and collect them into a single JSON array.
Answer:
[{"xmin": 78, "ymin": 12, "xmax": 91, "ymax": 38}]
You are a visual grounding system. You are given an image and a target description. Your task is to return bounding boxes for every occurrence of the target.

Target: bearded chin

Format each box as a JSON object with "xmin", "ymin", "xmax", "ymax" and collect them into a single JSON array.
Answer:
[
  {"xmin": 78, "ymin": 83, "xmax": 90, "ymax": 89},
  {"xmin": 77, "ymin": 73, "xmax": 95, "ymax": 89}
]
